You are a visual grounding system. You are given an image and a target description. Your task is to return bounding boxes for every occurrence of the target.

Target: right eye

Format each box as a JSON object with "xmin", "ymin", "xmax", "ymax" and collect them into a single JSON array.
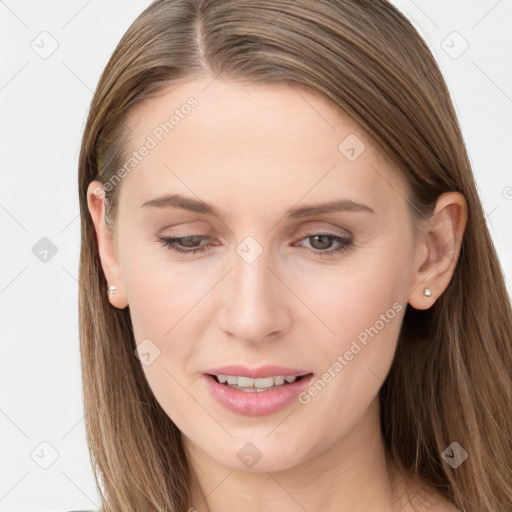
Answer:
[{"xmin": 157, "ymin": 235, "xmax": 211, "ymax": 254}]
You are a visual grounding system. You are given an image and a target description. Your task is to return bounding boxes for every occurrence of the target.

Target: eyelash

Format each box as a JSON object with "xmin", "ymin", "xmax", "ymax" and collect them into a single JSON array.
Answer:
[{"xmin": 157, "ymin": 232, "xmax": 353, "ymax": 257}]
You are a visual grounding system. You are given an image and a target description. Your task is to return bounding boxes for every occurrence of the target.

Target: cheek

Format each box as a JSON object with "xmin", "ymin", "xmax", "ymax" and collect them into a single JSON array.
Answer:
[
  {"xmin": 292, "ymin": 237, "xmax": 411, "ymax": 409},
  {"xmin": 119, "ymin": 245, "xmax": 209, "ymax": 429},
  {"xmin": 119, "ymin": 231, "xmax": 204, "ymax": 338},
  {"xmin": 294, "ymin": 238, "xmax": 411, "ymax": 349}
]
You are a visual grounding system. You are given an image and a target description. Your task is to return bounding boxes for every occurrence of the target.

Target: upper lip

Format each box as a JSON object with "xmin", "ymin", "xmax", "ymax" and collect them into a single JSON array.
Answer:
[{"xmin": 205, "ymin": 365, "xmax": 312, "ymax": 379}]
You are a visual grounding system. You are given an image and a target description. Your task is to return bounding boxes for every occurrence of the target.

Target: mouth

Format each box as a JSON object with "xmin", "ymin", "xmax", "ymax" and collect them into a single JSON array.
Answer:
[
  {"xmin": 207, "ymin": 373, "xmax": 312, "ymax": 392},
  {"xmin": 203, "ymin": 370, "xmax": 315, "ymax": 416}
]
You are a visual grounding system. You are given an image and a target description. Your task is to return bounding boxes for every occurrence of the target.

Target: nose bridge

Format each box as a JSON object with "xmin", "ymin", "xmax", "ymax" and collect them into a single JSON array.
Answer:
[
  {"xmin": 233, "ymin": 248, "xmax": 271, "ymax": 305},
  {"xmin": 219, "ymin": 240, "xmax": 289, "ymax": 343}
]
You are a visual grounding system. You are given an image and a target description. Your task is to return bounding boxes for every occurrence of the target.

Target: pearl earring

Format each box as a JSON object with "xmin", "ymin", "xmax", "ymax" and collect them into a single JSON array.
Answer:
[
  {"xmin": 107, "ymin": 285, "xmax": 117, "ymax": 296},
  {"xmin": 423, "ymin": 287, "xmax": 432, "ymax": 297}
]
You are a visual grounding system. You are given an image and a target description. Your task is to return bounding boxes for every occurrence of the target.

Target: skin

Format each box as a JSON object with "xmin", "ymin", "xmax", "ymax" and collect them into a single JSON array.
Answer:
[{"xmin": 87, "ymin": 78, "xmax": 466, "ymax": 512}]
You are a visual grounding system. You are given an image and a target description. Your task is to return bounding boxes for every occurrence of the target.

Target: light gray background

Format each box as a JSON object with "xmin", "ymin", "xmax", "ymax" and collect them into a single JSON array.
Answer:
[{"xmin": 1, "ymin": 1, "xmax": 511, "ymax": 511}]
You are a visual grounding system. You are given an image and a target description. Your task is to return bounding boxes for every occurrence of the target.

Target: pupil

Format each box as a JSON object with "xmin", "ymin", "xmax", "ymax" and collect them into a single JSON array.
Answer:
[
  {"xmin": 310, "ymin": 235, "xmax": 331, "ymax": 250},
  {"xmin": 182, "ymin": 235, "xmax": 202, "ymax": 247}
]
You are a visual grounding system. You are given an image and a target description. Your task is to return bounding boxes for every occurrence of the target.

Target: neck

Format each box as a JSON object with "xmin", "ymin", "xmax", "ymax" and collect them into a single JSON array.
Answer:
[{"xmin": 185, "ymin": 397, "xmax": 415, "ymax": 512}]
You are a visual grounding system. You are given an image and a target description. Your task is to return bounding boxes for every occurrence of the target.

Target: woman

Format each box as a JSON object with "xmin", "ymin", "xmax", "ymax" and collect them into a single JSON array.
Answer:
[{"xmin": 78, "ymin": 0, "xmax": 512, "ymax": 510}]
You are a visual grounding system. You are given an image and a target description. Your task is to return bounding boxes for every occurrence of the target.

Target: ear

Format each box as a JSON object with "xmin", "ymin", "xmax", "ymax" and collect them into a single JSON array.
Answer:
[
  {"xmin": 408, "ymin": 192, "xmax": 467, "ymax": 310},
  {"xmin": 86, "ymin": 181, "xmax": 129, "ymax": 309}
]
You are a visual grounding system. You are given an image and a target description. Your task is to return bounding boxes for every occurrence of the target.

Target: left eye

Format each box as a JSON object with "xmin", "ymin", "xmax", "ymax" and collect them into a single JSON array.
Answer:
[
  {"xmin": 157, "ymin": 233, "xmax": 353, "ymax": 257},
  {"xmin": 297, "ymin": 233, "xmax": 353, "ymax": 256}
]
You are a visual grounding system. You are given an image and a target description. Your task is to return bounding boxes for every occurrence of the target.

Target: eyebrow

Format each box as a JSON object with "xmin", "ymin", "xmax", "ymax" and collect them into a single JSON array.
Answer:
[{"xmin": 141, "ymin": 194, "xmax": 376, "ymax": 218}]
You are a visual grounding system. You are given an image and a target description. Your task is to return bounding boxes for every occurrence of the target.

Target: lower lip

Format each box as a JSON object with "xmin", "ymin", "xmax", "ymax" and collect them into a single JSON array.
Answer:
[{"xmin": 203, "ymin": 373, "xmax": 314, "ymax": 416}]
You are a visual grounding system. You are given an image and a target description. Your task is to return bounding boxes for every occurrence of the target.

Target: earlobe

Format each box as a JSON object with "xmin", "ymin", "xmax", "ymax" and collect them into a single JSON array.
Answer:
[
  {"xmin": 86, "ymin": 181, "xmax": 129, "ymax": 309},
  {"xmin": 408, "ymin": 192, "xmax": 467, "ymax": 310}
]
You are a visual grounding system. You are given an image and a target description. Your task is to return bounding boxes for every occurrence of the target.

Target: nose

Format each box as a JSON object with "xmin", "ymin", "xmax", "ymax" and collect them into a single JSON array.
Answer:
[{"xmin": 217, "ymin": 248, "xmax": 292, "ymax": 345}]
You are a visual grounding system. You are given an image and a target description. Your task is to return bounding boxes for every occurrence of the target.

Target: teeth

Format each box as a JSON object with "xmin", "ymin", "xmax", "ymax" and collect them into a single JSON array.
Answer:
[
  {"xmin": 238, "ymin": 376, "xmax": 255, "ymax": 388},
  {"xmin": 254, "ymin": 377, "xmax": 275, "ymax": 388},
  {"xmin": 215, "ymin": 374, "xmax": 299, "ymax": 390}
]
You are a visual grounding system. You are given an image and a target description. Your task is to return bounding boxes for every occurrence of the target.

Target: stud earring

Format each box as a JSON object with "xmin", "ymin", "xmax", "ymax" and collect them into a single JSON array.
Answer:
[
  {"xmin": 423, "ymin": 287, "xmax": 432, "ymax": 297},
  {"xmin": 107, "ymin": 285, "xmax": 117, "ymax": 296}
]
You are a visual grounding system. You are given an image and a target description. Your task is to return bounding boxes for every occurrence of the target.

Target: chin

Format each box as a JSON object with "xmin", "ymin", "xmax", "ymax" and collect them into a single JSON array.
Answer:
[{"xmin": 203, "ymin": 437, "xmax": 312, "ymax": 473}]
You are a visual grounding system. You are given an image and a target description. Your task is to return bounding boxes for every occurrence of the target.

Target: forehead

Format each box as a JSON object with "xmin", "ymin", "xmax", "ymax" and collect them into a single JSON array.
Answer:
[
  {"xmin": 118, "ymin": 78, "xmax": 407, "ymax": 218},
  {"xmin": 126, "ymin": 78, "xmax": 366, "ymax": 157}
]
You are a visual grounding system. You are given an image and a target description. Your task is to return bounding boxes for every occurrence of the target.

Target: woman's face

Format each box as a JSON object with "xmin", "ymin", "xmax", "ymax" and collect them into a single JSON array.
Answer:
[{"xmin": 93, "ymin": 78, "xmax": 425, "ymax": 472}]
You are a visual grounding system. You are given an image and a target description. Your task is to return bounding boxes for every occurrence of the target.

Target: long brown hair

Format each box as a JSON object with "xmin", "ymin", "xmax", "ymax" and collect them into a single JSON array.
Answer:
[{"xmin": 78, "ymin": 1, "xmax": 512, "ymax": 510}]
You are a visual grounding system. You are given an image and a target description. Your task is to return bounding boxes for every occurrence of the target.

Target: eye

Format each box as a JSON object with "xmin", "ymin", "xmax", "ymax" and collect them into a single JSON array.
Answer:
[
  {"xmin": 157, "ymin": 235, "xmax": 210, "ymax": 254},
  {"xmin": 294, "ymin": 232, "xmax": 353, "ymax": 257},
  {"xmin": 157, "ymin": 232, "xmax": 352, "ymax": 257}
]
